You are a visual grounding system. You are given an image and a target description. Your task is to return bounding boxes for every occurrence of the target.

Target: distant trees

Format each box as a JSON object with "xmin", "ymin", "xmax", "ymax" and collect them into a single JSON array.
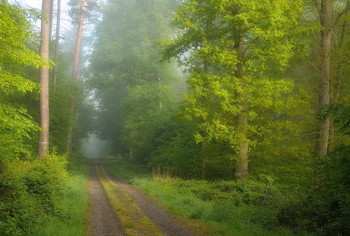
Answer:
[
  {"xmin": 86, "ymin": 0, "xmax": 350, "ymax": 184},
  {"xmin": 89, "ymin": 0, "xmax": 179, "ymax": 160}
]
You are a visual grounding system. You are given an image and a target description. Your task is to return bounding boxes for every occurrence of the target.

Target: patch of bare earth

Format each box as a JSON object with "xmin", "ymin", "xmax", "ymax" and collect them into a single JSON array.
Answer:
[
  {"xmin": 102, "ymin": 164, "xmax": 197, "ymax": 236},
  {"xmin": 88, "ymin": 164, "xmax": 125, "ymax": 236}
]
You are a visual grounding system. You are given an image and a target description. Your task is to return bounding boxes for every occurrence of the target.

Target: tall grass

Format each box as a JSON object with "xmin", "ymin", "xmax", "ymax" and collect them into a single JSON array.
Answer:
[
  {"xmin": 108, "ymin": 160, "xmax": 312, "ymax": 236},
  {"xmin": 33, "ymin": 164, "xmax": 88, "ymax": 236}
]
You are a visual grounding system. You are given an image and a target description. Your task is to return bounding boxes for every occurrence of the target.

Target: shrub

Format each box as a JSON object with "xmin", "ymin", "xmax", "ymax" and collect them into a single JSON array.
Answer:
[
  {"xmin": 0, "ymin": 153, "xmax": 67, "ymax": 235},
  {"xmin": 278, "ymin": 146, "xmax": 350, "ymax": 235}
]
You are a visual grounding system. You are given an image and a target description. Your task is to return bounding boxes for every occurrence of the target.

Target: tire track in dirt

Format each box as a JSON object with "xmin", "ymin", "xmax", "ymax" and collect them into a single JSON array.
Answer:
[
  {"xmin": 101, "ymin": 163, "xmax": 195, "ymax": 236},
  {"xmin": 88, "ymin": 164, "xmax": 125, "ymax": 236}
]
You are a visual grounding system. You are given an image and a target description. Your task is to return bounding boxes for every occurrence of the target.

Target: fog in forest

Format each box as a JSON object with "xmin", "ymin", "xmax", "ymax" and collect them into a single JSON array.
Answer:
[
  {"xmin": 1, "ymin": 0, "xmax": 350, "ymax": 234},
  {"xmin": 80, "ymin": 134, "xmax": 111, "ymax": 159}
]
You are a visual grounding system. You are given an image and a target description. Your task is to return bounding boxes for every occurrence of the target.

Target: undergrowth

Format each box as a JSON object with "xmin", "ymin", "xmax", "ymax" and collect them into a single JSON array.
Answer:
[
  {"xmin": 33, "ymin": 163, "xmax": 88, "ymax": 236},
  {"xmin": 107, "ymin": 159, "xmax": 311, "ymax": 236},
  {"xmin": 0, "ymin": 153, "xmax": 89, "ymax": 236}
]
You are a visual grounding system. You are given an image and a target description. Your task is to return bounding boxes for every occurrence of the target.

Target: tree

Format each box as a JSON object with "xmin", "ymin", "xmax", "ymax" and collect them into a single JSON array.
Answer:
[
  {"xmin": 315, "ymin": 0, "xmax": 350, "ymax": 156},
  {"xmin": 89, "ymin": 0, "xmax": 179, "ymax": 160},
  {"xmin": 0, "ymin": 1, "xmax": 42, "ymax": 162},
  {"xmin": 53, "ymin": 0, "xmax": 62, "ymax": 86},
  {"xmin": 163, "ymin": 0, "xmax": 305, "ymax": 179},
  {"xmin": 39, "ymin": 0, "xmax": 51, "ymax": 157},
  {"xmin": 316, "ymin": 0, "xmax": 334, "ymax": 156}
]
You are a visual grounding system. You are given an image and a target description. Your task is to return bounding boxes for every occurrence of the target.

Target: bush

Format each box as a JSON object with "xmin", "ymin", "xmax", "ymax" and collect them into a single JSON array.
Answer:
[
  {"xmin": 278, "ymin": 146, "xmax": 350, "ymax": 235},
  {"xmin": 0, "ymin": 153, "xmax": 67, "ymax": 235}
]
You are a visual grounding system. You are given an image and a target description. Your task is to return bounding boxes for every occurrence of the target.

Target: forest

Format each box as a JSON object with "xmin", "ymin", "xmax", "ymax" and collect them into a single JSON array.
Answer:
[{"xmin": 0, "ymin": 0, "xmax": 349, "ymax": 235}]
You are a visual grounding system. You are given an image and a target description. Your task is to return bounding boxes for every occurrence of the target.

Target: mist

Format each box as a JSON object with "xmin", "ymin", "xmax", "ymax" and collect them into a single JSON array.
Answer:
[{"xmin": 80, "ymin": 133, "xmax": 112, "ymax": 159}]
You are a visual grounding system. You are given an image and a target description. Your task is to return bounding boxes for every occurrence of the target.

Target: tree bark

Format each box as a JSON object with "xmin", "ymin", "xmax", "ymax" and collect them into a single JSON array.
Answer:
[
  {"xmin": 39, "ymin": 0, "xmax": 51, "ymax": 158},
  {"xmin": 72, "ymin": 0, "xmax": 86, "ymax": 81},
  {"xmin": 53, "ymin": 0, "xmax": 61, "ymax": 87},
  {"xmin": 317, "ymin": 0, "xmax": 333, "ymax": 156},
  {"xmin": 234, "ymin": 39, "xmax": 249, "ymax": 180},
  {"xmin": 49, "ymin": 0, "xmax": 54, "ymax": 40},
  {"xmin": 66, "ymin": 0, "xmax": 86, "ymax": 153}
]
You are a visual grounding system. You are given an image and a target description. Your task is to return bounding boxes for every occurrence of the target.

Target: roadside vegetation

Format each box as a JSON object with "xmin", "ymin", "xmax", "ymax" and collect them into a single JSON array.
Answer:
[
  {"xmin": 33, "ymin": 161, "xmax": 88, "ymax": 236},
  {"xmin": 107, "ymin": 157, "xmax": 349, "ymax": 235}
]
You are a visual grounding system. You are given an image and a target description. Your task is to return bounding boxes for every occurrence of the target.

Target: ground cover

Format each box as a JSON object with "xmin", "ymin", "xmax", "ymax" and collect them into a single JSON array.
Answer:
[
  {"xmin": 33, "ymin": 164, "xmax": 89, "ymax": 236},
  {"xmin": 107, "ymin": 159, "xmax": 312, "ymax": 236}
]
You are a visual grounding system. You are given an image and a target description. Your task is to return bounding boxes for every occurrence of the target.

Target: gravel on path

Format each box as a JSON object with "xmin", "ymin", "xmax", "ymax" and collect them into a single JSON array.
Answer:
[
  {"xmin": 103, "ymin": 164, "xmax": 195, "ymax": 236},
  {"xmin": 88, "ymin": 164, "xmax": 125, "ymax": 236}
]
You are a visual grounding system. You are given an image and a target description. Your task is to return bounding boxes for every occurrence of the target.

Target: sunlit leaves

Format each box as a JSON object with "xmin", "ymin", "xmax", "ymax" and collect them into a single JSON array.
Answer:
[
  {"xmin": 164, "ymin": 0, "xmax": 307, "ymax": 153},
  {"xmin": 0, "ymin": 1, "xmax": 43, "ymax": 161}
]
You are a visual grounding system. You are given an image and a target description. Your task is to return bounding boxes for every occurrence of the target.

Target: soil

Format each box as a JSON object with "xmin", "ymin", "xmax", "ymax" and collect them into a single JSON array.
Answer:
[
  {"xmin": 104, "ymin": 164, "xmax": 193, "ymax": 236},
  {"xmin": 88, "ymin": 161, "xmax": 195, "ymax": 236},
  {"xmin": 87, "ymin": 165, "xmax": 125, "ymax": 236}
]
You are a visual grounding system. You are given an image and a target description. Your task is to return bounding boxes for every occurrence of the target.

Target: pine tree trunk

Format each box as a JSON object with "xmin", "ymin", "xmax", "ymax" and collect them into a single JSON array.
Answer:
[
  {"xmin": 317, "ymin": 0, "xmax": 333, "ymax": 156},
  {"xmin": 72, "ymin": 0, "xmax": 86, "ymax": 81},
  {"xmin": 49, "ymin": 0, "xmax": 54, "ymax": 40},
  {"xmin": 39, "ymin": 0, "xmax": 51, "ymax": 158},
  {"xmin": 234, "ymin": 39, "xmax": 249, "ymax": 180},
  {"xmin": 66, "ymin": 0, "xmax": 86, "ymax": 153},
  {"xmin": 53, "ymin": 0, "xmax": 61, "ymax": 87}
]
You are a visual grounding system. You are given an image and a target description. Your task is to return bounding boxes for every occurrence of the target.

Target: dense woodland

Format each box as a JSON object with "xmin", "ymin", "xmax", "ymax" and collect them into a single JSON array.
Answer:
[{"xmin": 0, "ymin": 0, "xmax": 350, "ymax": 235}]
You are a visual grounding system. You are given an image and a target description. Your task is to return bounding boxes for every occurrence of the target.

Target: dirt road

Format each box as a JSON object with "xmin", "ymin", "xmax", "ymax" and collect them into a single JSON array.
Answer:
[
  {"xmin": 88, "ymin": 165, "xmax": 125, "ymax": 236},
  {"xmin": 88, "ymin": 162, "xmax": 193, "ymax": 236}
]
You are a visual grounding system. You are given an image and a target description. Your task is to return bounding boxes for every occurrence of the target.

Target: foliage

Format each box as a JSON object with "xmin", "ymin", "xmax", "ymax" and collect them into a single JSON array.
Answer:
[
  {"xmin": 108, "ymin": 160, "xmax": 308, "ymax": 235},
  {"xmin": 0, "ymin": 153, "xmax": 68, "ymax": 235},
  {"xmin": 161, "ymin": 0, "xmax": 310, "ymax": 178},
  {"xmin": 278, "ymin": 104, "xmax": 350, "ymax": 235},
  {"xmin": 89, "ymin": 0, "xmax": 181, "ymax": 160},
  {"xmin": 33, "ymin": 163, "xmax": 88, "ymax": 236},
  {"xmin": 0, "ymin": 1, "xmax": 43, "ymax": 162}
]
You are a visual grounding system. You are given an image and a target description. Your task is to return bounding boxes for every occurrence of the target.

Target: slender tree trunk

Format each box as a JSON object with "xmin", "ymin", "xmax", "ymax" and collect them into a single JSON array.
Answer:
[
  {"xmin": 234, "ymin": 39, "xmax": 249, "ymax": 180},
  {"xmin": 49, "ymin": 0, "xmax": 54, "ymax": 40},
  {"xmin": 317, "ymin": 0, "xmax": 333, "ymax": 156},
  {"xmin": 39, "ymin": 0, "xmax": 51, "ymax": 158},
  {"xmin": 72, "ymin": 0, "xmax": 86, "ymax": 81},
  {"xmin": 157, "ymin": 75, "xmax": 162, "ymax": 109},
  {"xmin": 66, "ymin": 0, "xmax": 86, "ymax": 153},
  {"xmin": 53, "ymin": 0, "xmax": 61, "ymax": 87},
  {"xmin": 200, "ymin": 57, "xmax": 212, "ymax": 179}
]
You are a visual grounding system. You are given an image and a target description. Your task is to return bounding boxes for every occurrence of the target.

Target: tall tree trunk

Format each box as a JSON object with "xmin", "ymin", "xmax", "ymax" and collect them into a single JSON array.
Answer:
[
  {"xmin": 66, "ymin": 0, "xmax": 86, "ymax": 153},
  {"xmin": 39, "ymin": 0, "xmax": 51, "ymax": 158},
  {"xmin": 72, "ymin": 0, "xmax": 86, "ymax": 81},
  {"xmin": 317, "ymin": 0, "xmax": 333, "ymax": 156},
  {"xmin": 49, "ymin": 0, "xmax": 54, "ymax": 40},
  {"xmin": 53, "ymin": 0, "xmax": 61, "ymax": 87},
  {"xmin": 234, "ymin": 39, "xmax": 248, "ymax": 180}
]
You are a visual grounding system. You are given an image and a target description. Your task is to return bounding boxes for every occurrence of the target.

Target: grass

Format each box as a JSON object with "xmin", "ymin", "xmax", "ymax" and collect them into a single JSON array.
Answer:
[
  {"xmin": 32, "ymin": 164, "xmax": 89, "ymax": 236},
  {"xmin": 106, "ymin": 159, "xmax": 313, "ymax": 236},
  {"xmin": 96, "ymin": 165, "xmax": 163, "ymax": 236}
]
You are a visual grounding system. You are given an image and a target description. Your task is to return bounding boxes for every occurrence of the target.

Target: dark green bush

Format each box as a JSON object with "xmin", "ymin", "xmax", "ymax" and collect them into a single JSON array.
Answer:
[
  {"xmin": 278, "ymin": 146, "xmax": 350, "ymax": 235},
  {"xmin": 0, "ymin": 153, "xmax": 67, "ymax": 235}
]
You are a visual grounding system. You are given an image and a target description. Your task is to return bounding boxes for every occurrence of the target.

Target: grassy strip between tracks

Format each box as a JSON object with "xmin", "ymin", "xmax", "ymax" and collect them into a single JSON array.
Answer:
[{"xmin": 96, "ymin": 165, "xmax": 163, "ymax": 236}]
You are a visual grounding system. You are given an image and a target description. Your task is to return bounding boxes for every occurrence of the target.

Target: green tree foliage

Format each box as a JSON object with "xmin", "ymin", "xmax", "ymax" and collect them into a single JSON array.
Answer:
[
  {"xmin": 89, "ymin": 0, "xmax": 180, "ymax": 161},
  {"xmin": 162, "ymin": 0, "xmax": 308, "ymax": 179},
  {"xmin": 279, "ymin": 104, "xmax": 350, "ymax": 235},
  {"xmin": 0, "ymin": 1, "xmax": 43, "ymax": 162}
]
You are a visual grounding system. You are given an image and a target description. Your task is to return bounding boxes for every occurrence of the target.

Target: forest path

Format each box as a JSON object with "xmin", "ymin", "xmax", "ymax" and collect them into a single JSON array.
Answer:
[
  {"xmin": 88, "ymin": 161, "xmax": 194, "ymax": 236},
  {"xmin": 88, "ymin": 164, "xmax": 125, "ymax": 236}
]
